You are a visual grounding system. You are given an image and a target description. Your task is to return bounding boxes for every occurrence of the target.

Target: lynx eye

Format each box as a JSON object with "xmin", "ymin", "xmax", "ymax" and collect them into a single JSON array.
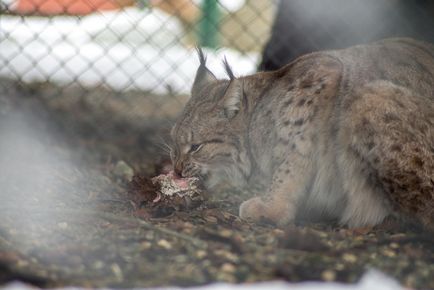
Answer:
[{"xmin": 189, "ymin": 143, "xmax": 202, "ymax": 153}]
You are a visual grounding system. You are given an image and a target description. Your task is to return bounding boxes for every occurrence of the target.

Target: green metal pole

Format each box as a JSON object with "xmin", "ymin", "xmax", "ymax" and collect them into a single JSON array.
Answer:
[{"xmin": 198, "ymin": 0, "xmax": 220, "ymax": 48}]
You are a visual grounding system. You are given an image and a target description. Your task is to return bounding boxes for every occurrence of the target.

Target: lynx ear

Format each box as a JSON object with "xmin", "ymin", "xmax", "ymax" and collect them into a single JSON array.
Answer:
[
  {"xmin": 222, "ymin": 81, "xmax": 243, "ymax": 119},
  {"xmin": 192, "ymin": 47, "xmax": 217, "ymax": 96}
]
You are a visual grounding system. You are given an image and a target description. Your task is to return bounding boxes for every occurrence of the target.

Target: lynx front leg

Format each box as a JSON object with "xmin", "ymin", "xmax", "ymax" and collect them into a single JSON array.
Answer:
[{"xmin": 239, "ymin": 156, "xmax": 312, "ymax": 226}]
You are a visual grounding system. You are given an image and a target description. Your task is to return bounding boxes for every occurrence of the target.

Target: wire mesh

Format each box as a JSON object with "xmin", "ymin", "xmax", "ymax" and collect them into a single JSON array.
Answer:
[
  {"xmin": 0, "ymin": 0, "xmax": 274, "ymax": 119},
  {"xmin": 1, "ymin": 0, "xmax": 434, "ymax": 119}
]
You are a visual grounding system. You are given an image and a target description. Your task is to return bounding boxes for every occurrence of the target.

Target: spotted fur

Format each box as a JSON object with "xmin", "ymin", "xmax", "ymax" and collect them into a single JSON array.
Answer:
[{"xmin": 171, "ymin": 38, "xmax": 434, "ymax": 229}]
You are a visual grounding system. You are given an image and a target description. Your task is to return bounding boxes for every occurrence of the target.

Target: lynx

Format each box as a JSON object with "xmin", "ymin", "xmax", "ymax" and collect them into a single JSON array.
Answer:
[{"xmin": 170, "ymin": 38, "xmax": 434, "ymax": 229}]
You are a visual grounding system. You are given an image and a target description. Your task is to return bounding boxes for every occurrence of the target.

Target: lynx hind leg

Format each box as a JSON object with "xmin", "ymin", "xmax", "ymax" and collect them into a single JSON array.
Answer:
[{"xmin": 341, "ymin": 81, "xmax": 434, "ymax": 229}]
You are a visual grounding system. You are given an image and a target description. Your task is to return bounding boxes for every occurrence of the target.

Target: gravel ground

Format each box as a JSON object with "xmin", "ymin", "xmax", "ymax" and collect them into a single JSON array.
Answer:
[{"xmin": 0, "ymin": 80, "xmax": 433, "ymax": 289}]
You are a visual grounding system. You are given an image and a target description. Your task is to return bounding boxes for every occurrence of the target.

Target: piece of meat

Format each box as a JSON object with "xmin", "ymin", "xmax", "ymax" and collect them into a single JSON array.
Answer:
[
  {"xmin": 151, "ymin": 171, "xmax": 203, "ymax": 201},
  {"xmin": 128, "ymin": 170, "xmax": 205, "ymax": 214}
]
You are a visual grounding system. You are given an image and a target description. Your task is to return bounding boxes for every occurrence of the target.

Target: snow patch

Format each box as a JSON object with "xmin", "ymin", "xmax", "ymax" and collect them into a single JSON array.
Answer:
[
  {"xmin": 0, "ymin": 8, "xmax": 258, "ymax": 94},
  {"xmin": 0, "ymin": 270, "xmax": 404, "ymax": 290}
]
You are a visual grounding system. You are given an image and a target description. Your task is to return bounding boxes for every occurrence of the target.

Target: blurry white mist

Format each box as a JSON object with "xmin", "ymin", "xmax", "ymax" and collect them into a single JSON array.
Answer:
[{"xmin": 0, "ymin": 104, "xmax": 107, "ymax": 260}]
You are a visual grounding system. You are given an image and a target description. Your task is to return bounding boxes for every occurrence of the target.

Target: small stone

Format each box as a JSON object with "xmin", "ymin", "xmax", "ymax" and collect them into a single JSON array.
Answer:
[
  {"xmin": 221, "ymin": 263, "xmax": 236, "ymax": 273},
  {"xmin": 113, "ymin": 160, "xmax": 134, "ymax": 181},
  {"xmin": 321, "ymin": 270, "xmax": 336, "ymax": 281},
  {"xmin": 140, "ymin": 241, "xmax": 152, "ymax": 250},
  {"xmin": 220, "ymin": 229, "xmax": 232, "ymax": 237},
  {"xmin": 157, "ymin": 239, "xmax": 172, "ymax": 250},
  {"xmin": 318, "ymin": 232, "xmax": 328, "ymax": 238},
  {"xmin": 93, "ymin": 261, "xmax": 104, "ymax": 269},
  {"xmin": 390, "ymin": 242, "xmax": 399, "ymax": 249},
  {"xmin": 215, "ymin": 250, "xmax": 239, "ymax": 263},
  {"xmin": 342, "ymin": 253, "xmax": 357, "ymax": 263},
  {"xmin": 383, "ymin": 249, "xmax": 396, "ymax": 257},
  {"xmin": 183, "ymin": 222, "xmax": 194, "ymax": 229},
  {"xmin": 204, "ymin": 215, "xmax": 218, "ymax": 223},
  {"xmin": 195, "ymin": 250, "xmax": 207, "ymax": 259},
  {"xmin": 272, "ymin": 229, "xmax": 285, "ymax": 236},
  {"xmin": 111, "ymin": 263, "xmax": 123, "ymax": 282}
]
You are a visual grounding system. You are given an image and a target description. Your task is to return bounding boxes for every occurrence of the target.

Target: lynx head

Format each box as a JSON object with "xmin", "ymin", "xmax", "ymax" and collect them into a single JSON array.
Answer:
[{"xmin": 170, "ymin": 49, "xmax": 251, "ymax": 187}]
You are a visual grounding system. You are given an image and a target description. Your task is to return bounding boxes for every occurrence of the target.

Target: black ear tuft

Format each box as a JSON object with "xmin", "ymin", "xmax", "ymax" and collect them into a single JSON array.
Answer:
[
  {"xmin": 192, "ymin": 47, "xmax": 217, "ymax": 96},
  {"xmin": 222, "ymin": 56, "xmax": 235, "ymax": 80},
  {"xmin": 196, "ymin": 47, "xmax": 207, "ymax": 67}
]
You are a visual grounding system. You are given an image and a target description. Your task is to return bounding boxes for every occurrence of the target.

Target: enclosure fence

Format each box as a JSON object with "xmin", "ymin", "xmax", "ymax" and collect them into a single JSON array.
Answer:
[
  {"xmin": 2, "ymin": 0, "xmax": 434, "ymax": 119},
  {"xmin": 0, "ymin": 0, "xmax": 274, "ymax": 117}
]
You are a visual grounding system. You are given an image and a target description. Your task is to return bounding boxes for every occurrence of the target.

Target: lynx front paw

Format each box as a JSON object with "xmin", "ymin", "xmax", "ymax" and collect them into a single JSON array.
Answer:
[
  {"xmin": 239, "ymin": 197, "xmax": 293, "ymax": 227},
  {"xmin": 239, "ymin": 197, "xmax": 269, "ymax": 222}
]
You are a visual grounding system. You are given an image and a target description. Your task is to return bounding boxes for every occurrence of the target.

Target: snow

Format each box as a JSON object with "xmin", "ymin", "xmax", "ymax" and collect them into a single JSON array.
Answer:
[
  {"xmin": 0, "ymin": 270, "xmax": 404, "ymax": 290},
  {"xmin": 0, "ymin": 8, "xmax": 258, "ymax": 94},
  {"xmin": 216, "ymin": 0, "xmax": 246, "ymax": 12}
]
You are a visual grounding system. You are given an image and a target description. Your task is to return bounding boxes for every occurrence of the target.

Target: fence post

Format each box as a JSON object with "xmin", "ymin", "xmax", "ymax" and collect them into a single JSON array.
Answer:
[{"xmin": 198, "ymin": 0, "xmax": 219, "ymax": 48}]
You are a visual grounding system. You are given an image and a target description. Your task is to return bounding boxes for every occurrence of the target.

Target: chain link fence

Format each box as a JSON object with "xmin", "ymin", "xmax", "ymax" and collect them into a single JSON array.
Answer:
[{"xmin": 0, "ymin": 0, "xmax": 275, "ymax": 118}]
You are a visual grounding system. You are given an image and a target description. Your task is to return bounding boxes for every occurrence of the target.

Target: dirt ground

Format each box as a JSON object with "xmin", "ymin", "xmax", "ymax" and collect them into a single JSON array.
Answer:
[{"xmin": 0, "ymin": 79, "xmax": 433, "ymax": 289}]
